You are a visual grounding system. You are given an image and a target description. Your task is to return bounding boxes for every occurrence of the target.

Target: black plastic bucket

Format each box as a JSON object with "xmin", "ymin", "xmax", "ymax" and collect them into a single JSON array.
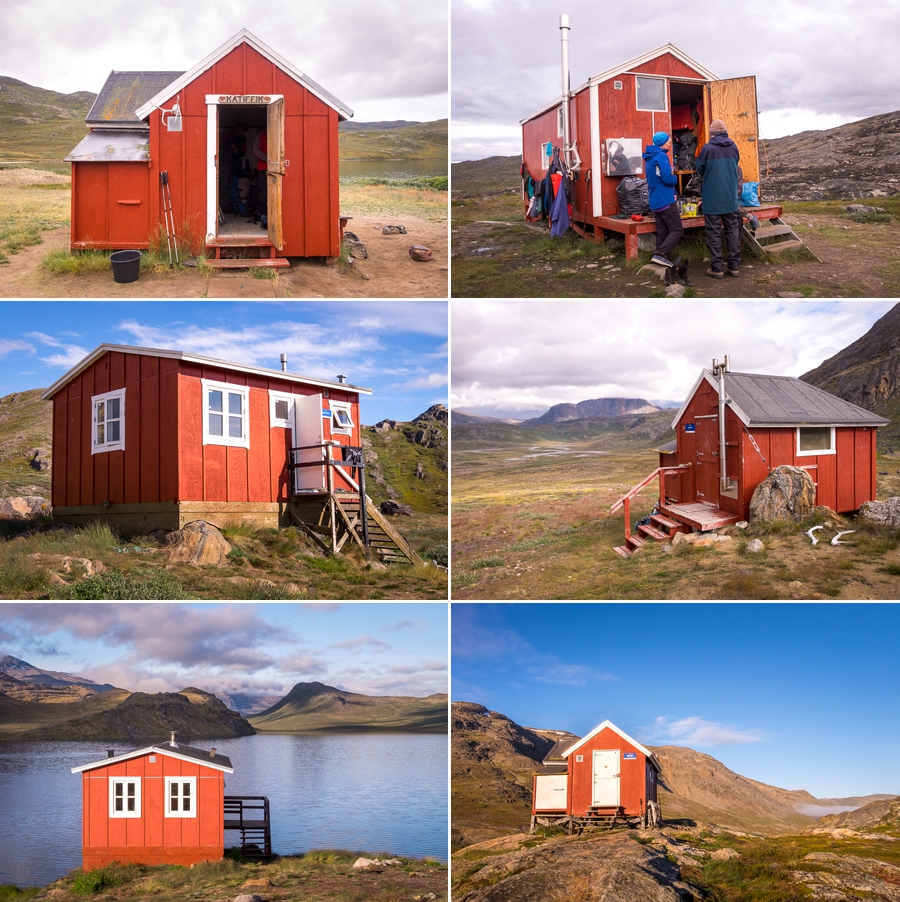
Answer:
[{"xmin": 110, "ymin": 250, "xmax": 142, "ymax": 283}]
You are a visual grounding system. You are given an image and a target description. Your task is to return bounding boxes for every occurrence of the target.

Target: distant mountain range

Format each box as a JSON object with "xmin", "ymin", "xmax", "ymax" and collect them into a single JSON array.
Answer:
[
  {"xmin": 522, "ymin": 398, "xmax": 661, "ymax": 426},
  {"xmin": 0, "ymin": 653, "xmax": 115, "ymax": 692},
  {"xmin": 451, "ymin": 701, "xmax": 896, "ymax": 848}
]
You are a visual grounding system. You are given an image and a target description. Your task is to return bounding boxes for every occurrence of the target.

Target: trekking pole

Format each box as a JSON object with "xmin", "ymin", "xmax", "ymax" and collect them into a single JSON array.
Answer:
[
  {"xmin": 160, "ymin": 172, "xmax": 173, "ymax": 266},
  {"xmin": 164, "ymin": 172, "xmax": 179, "ymax": 265}
]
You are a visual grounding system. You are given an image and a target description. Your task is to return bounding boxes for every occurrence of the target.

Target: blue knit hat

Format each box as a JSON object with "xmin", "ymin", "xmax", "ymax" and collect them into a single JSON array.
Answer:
[{"xmin": 652, "ymin": 131, "xmax": 670, "ymax": 146}]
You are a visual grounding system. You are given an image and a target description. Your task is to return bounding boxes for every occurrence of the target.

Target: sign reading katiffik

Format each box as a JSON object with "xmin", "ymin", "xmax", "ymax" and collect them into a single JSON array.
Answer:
[{"xmin": 218, "ymin": 95, "xmax": 272, "ymax": 104}]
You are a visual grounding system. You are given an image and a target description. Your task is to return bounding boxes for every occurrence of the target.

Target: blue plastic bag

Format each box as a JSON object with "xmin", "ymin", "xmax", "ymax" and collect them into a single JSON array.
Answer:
[{"xmin": 740, "ymin": 182, "xmax": 760, "ymax": 207}]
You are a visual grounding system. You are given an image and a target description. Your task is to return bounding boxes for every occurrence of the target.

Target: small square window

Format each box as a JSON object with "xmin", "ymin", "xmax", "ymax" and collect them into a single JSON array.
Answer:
[
  {"xmin": 330, "ymin": 402, "xmax": 354, "ymax": 435},
  {"xmin": 109, "ymin": 777, "xmax": 141, "ymax": 818},
  {"xmin": 636, "ymin": 76, "xmax": 667, "ymax": 112},
  {"xmin": 202, "ymin": 380, "xmax": 250, "ymax": 449},
  {"xmin": 165, "ymin": 776, "xmax": 197, "ymax": 818},
  {"xmin": 92, "ymin": 389, "xmax": 126, "ymax": 455},
  {"xmin": 576, "ymin": 754, "xmax": 583, "ymax": 762},
  {"xmin": 797, "ymin": 426, "xmax": 835, "ymax": 456}
]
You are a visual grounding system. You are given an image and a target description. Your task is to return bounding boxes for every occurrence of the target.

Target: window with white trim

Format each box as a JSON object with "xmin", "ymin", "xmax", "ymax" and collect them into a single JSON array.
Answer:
[
  {"xmin": 109, "ymin": 777, "xmax": 141, "ymax": 817},
  {"xmin": 165, "ymin": 776, "xmax": 197, "ymax": 818},
  {"xmin": 202, "ymin": 379, "xmax": 250, "ymax": 448},
  {"xmin": 797, "ymin": 426, "xmax": 835, "ymax": 456},
  {"xmin": 269, "ymin": 390, "xmax": 294, "ymax": 430},
  {"xmin": 330, "ymin": 401, "xmax": 354, "ymax": 436},
  {"xmin": 92, "ymin": 388, "xmax": 125, "ymax": 454},
  {"xmin": 635, "ymin": 76, "xmax": 667, "ymax": 112}
]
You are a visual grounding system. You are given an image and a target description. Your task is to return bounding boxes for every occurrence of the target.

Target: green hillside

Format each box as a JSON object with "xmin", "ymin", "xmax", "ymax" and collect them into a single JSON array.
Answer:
[
  {"xmin": 339, "ymin": 119, "xmax": 448, "ymax": 161},
  {"xmin": 249, "ymin": 681, "xmax": 448, "ymax": 733},
  {"xmin": 0, "ymin": 388, "xmax": 52, "ymax": 498}
]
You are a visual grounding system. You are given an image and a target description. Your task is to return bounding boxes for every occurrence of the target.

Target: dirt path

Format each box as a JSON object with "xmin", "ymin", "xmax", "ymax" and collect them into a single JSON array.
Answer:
[{"xmin": 1, "ymin": 215, "xmax": 448, "ymax": 298}]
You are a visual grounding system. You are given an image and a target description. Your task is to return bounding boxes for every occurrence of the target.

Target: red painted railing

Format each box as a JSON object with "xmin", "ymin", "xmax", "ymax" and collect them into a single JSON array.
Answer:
[{"xmin": 610, "ymin": 465, "xmax": 691, "ymax": 540}]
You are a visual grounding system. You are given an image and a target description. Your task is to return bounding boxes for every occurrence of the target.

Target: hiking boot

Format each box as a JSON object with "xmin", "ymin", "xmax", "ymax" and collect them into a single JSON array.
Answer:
[
  {"xmin": 651, "ymin": 254, "xmax": 674, "ymax": 267},
  {"xmin": 727, "ymin": 268, "xmax": 739, "ymax": 277},
  {"xmin": 706, "ymin": 268, "xmax": 724, "ymax": 279}
]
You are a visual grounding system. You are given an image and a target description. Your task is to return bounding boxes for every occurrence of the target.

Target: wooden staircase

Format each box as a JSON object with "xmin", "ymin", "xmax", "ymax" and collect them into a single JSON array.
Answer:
[
  {"xmin": 741, "ymin": 217, "xmax": 807, "ymax": 256},
  {"xmin": 206, "ymin": 235, "xmax": 290, "ymax": 270},
  {"xmin": 224, "ymin": 796, "xmax": 272, "ymax": 859}
]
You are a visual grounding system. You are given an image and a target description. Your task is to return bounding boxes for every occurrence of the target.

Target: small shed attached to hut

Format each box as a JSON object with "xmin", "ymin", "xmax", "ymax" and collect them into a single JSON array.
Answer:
[
  {"xmin": 66, "ymin": 29, "xmax": 352, "ymax": 267},
  {"xmin": 521, "ymin": 42, "xmax": 793, "ymax": 259},
  {"xmin": 612, "ymin": 360, "xmax": 889, "ymax": 556}
]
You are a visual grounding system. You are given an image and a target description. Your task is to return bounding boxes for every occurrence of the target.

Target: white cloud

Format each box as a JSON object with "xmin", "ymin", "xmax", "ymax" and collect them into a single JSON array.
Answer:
[
  {"xmin": 0, "ymin": 340, "xmax": 34, "ymax": 358},
  {"xmin": 647, "ymin": 715, "xmax": 767, "ymax": 746}
]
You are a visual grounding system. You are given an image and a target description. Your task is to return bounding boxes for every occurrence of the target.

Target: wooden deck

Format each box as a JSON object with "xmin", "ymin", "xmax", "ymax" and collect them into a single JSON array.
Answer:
[
  {"xmin": 223, "ymin": 796, "xmax": 271, "ymax": 859},
  {"xmin": 661, "ymin": 501, "xmax": 740, "ymax": 531},
  {"xmin": 573, "ymin": 205, "xmax": 784, "ymax": 261}
]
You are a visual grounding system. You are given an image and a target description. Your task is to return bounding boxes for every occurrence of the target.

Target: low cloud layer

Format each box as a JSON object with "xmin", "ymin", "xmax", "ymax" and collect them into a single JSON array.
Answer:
[{"xmin": 646, "ymin": 715, "xmax": 767, "ymax": 746}]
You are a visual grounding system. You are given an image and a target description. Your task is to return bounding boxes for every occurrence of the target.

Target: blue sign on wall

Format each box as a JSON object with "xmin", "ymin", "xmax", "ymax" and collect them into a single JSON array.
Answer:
[
  {"xmin": 684, "ymin": 423, "xmax": 696, "ymax": 433},
  {"xmin": 623, "ymin": 752, "xmax": 637, "ymax": 759},
  {"xmin": 322, "ymin": 408, "xmax": 331, "ymax": 417}
]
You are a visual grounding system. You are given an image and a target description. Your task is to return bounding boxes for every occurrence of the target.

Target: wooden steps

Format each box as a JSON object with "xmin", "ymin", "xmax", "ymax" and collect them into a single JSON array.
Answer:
[
  {"xmin": 741, "ymin": 217, "xmax": 810, "ymax": 256},
  {"xmin": 208, "ymin": 257, "xmax": 290, "ymax": 270},
  {"xmin": 337, "ymin": 497, "xmax": 423, "ymax": 565}
]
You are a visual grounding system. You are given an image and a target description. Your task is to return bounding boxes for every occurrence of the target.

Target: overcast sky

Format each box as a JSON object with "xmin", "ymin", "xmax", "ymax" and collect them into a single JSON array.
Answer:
[
  {"xmin": 453, "ymin": 602, "xmax": 900, "ymax": 799},
  {"xmin": 0, "ymin": 300, "xmax": 447, "ymax": 424},
  {"xmin": 451, "ymin": 300, "xmax": 895, "ymax": 419},
  {"xmin": 2, "ymin": 0, "xmax": 447, "ymax": 122},
  {"xmin": 452, "ymin": 0, "xmax": 900, "ymax": 160},
  {"xmin": 0, "ymin": 602, "xmax": 448, "ymax": 700}
]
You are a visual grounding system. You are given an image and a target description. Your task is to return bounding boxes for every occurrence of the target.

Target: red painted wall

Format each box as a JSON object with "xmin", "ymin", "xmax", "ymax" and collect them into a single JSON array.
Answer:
[
  {"xmin": 566, "ymin": 726, "xmax": 655, "ymax": 817},
  {"xmin": 81, "ymin": 753, "xmax": 224, "ymax": 869},
  {"xmin": 51, "ymin": 351, "xmax": 362, "ymax": 507},
  {"xmin": 71, "ymin": 40, "xmax": 341, "ymax": 256}
]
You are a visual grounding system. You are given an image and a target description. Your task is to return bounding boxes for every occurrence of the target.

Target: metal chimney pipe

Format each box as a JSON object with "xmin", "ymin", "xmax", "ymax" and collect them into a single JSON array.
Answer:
[
  {"xmin": 559, "ymin": 14, "xmax": 571, "ymax": 168},
  {"xmin": 209, "ymin": 747, "xmax": 216, "ymax": 759},
  {"xmin": 713, "ymin": 358, "xmax": 730, "ymax": 493},
  {"xmin": 337, "ymin": 374, "xmax": 347, "ymax": 384},
  {"xmin": 107, "ymin": 749, "xmax": 115, "ymax": 759},
  {"xmin": 170, "ymin": 731, "xmax": 177, "ymax": 747},
  {"xmin": 280, "ymin": 353, "xmax": 288, "ymax": 372}
]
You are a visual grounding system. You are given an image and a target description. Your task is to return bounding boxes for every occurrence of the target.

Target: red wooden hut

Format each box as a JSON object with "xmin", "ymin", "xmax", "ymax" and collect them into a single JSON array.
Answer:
[
  {"xmin": 612, "ymin": 361, "xmax": 889, "ymax": 556},
  {"xmin": 520, "ymin": 42, "xmax": 786, "ymax": 260},
  {"xmin": 71, "ymin": 736, "xmax": 235, "ymax": 869},
  {"xmin": 531, "ymin": 721, "xmax": 660, "ymax": 829},
  {"xmin": 65, "ymin": 29, "xmax": 352, "ymax": 267}
]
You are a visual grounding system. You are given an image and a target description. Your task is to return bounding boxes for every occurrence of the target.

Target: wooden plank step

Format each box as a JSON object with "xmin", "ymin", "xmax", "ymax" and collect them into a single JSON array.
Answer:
[
  {"xmin": 637, "ymin": 523, "xmax": 668, "ymax": 541},
  {"xmin": 650, "ymin": 514, "xmax": 688, "ymax": 533},
  {"xmin": 754, "ymin": 223, "xmax": 795, "ymax": 239},
  {"xmin": 626, "ymin": 535, "xmax": 646, "ymax": 549},
  {"xmin": 208, "ymin": 236, "xmax": 274, "ymax": 247},
  {"xmin": 208, "ymin": 257, "xmax": 290, "ymax": 270},
  {"xmin": 758, "ymin": 239, "xmax": 805, "ymax": 253},
  {"xmin": 613, "ymin": 545, "xmax": 632, "ymax": 558}
]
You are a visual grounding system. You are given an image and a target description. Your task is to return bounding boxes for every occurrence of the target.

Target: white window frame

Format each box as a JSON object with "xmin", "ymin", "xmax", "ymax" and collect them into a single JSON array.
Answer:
[
  {"xmin": 796, "ymin": 426, "xmax": 836, "ymax": 457},
  {"xmin": 91, "ymin": 388, "xmax": 126, "ymax": 455},
  {"xmin": 202, "ymin": 379, "xmax": 250, "ymax": 449},
  {"xmin": 635, "ymin": 75, "xmax": 668, "ymax": 112},
  {"xmin": 269, "ymin": 390, "xmax": 295, "ymax": 431},
  {"xmin": 330, "ymin": 401, "xmax": 354, "ymax": 436},
  {"xmin": 165, "ymin": 776, "xmax": 197, "ymax": 818},
  {"xmin": 109, "ymin": 777, "xmax": 141, "ymax": 818}
]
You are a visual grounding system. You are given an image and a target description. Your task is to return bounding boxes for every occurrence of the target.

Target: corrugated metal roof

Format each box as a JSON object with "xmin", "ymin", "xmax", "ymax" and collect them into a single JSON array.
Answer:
[
  {"xmin": 72, "ymin": 741, "xmax": 233, "ymax": 774},
  {"xmin": 86, "ymin": 71, "xmax": 184, "ymax": 126},
  {"xmin": 65, "ymin": 128, "xmax": 150, "ymax": 162},
  {"xmin": 722, "ymin": 371, "xmax": 889, "ymax": 427}
]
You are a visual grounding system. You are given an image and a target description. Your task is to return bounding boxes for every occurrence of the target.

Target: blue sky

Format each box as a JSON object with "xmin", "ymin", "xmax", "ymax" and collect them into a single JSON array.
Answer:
[
  {"xmin": 452, "ymin": 603, "xmax": 900, "ymax": 799},
  {"xmin": 452, "ymin": 300, "xmax": 896, "ymax": 419},
  {"xmin": 0, "ymin": 602, "xmax": 448, "ymax": 701},
  {"xmin": 0, "ymin": 301, "xmax": 447, "ymax": 424}
]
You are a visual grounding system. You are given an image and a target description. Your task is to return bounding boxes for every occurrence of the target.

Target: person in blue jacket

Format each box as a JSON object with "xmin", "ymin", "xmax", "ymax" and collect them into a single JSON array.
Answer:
[
  {"xmin": 696, "ymin": 118, "xmax": 741, "ymax": 278},
  {"xmin": 642, "ymin": 132, "xmax": 683, "ymax": 268}
]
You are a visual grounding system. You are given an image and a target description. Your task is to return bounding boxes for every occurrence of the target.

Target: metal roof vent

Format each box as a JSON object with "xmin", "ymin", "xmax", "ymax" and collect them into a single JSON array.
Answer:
[
  {"xmin": 170, "ymin": 731, "xmax": 178, "ymax": 747},
  {"xmin": 107, "ymin": 749, "xmax": 115, "ymax": 759},
  {"xmin": 209, "ymin": 747, "xmax": 217, "ymax": 759},
  {"xmin": 280, "ymin": 353, "xmax": 288, "ymax": 372},
  {"xmin": 337, "ymin": 374, "xmax": 347, "ymax": 384}
]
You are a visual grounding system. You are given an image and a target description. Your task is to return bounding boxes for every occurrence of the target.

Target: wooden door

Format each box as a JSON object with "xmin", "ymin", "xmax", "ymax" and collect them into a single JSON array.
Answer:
[
  {"xmin": 535, "ymin": 775, "xmax": 568, "ymax": 810},
  {"xmin": 707, "ymin": 76, "xmax": 759, "ymax": 183},
  {"xmin": 266, "ymin": 97, "xmax": 285, "ymax": 250},
  {"xmin": 695, "ymin": 417, "xmax": 720, "ymax": 503},
  {"xmin": 591, "ymin": 749, "xmax": 619, "ymax": 807},
  {"xmin": 294, "ymin": 393, "xmax": 324, "ymax": 491}
]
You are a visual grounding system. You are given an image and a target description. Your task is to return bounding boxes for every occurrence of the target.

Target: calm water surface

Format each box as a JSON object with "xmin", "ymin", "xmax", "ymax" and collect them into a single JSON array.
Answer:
[
  {"xmin": 0, "ymin": 733, "xmax": 447, "ymax": 887},
  {"xmin": 340, "ymin": 159, "xmax": 446, "ymax": 180}
]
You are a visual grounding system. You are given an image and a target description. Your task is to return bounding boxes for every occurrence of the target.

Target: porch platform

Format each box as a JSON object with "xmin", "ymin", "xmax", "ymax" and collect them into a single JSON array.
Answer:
[
  {"xmin": 661, "ymin": 501, "xmax": 740, "ymax": 532},
  {"xmin": 572, "ymin": 205, "xmax": 784, "ymax": 261}
]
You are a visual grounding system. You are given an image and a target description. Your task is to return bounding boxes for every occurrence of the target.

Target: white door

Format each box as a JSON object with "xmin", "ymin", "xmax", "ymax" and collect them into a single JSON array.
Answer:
[
  {"xmin": 592, "ymin": 749, "xmax": 620, "ymax": 806},
  {"xmin": 535, "ymin": 774, "xmax": 568, "ymax": 811},
  {"xmin": 294, "ymin": 393, "xmax": 324, "ymax": 490}
]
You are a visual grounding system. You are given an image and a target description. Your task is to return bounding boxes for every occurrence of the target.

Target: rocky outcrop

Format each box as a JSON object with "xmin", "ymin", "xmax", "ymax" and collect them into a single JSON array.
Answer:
[
  {"xmin": 858, "ymin": 497, "xmax": 900, "ymax": 527},
  {"xmin": 815, "ymin": 797, "xmax": 900, "ymax": 831},
  {"xmin": 380, "ymin": 500, "xmax": 413, "ymax": 516},
  {"xmin": 162, "ymin": 520, "xmax": 231, "ymax": 566},
  {"xmin": 525, "ymin": 398, "xmax": 661, "ymax": 426},
  {"xmin": 453, "ymin": 832, "xmax": 703, "ymax": 902},
  {"xmin": 0, "ymin": 495, "xmax": 51, "ymax": 519},
  {"xmin": 792, "ymin": 851, "xmax": 900, "ymax": 900},
  {"xmin": 749, "ymin": 466, "xmax": 816, "ymax": 522}
]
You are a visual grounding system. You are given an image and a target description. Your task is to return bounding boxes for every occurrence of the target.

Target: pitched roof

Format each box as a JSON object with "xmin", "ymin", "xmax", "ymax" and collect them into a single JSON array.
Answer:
[
  {"xmin": 542, "ymin": 738, "xmax": 577, "ymax": 764},
  {"xmin": 521, "ymin": 43, "xmax": 717, "ymax": 124},
  {"xmin": 134, "ymin": 29, "xmax": 352, "ymax": 121},
  {"xmin": 673, "ymin": 369, "xmax": 890, "ymax": 429},
  {"xmin": 86, "ymin": 71, "xmax": 184, "ymax": 127},
  {"xmin": 71, "ymin": 740, "xmax": 234, "ymax": 774},
  {"xmin": 562, "ymin": 719, "xmax": 660, "ymax": 771},
  {"xmin": 41, "ymin": 344, "xmax": 373, "ymax": 401}
]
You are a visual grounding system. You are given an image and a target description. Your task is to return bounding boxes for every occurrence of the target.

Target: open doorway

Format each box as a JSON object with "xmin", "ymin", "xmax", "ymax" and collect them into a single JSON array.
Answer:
[
  {"xmin": 217, "ymin": 103, "xmax": 267, "ymax": 239},
  {"xmin": 668, "ymin": 81, "xmax": 706, "ymax": 195}
]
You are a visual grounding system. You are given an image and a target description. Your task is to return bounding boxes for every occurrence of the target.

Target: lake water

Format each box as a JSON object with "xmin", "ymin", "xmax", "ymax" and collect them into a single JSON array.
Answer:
[
  {"xmin": 0, "ymin": 732, "xmax": 447, "ymax": 887},
  {"xmin": 340, "ymin": 159, "xmax": 447, "ymax": 180}
]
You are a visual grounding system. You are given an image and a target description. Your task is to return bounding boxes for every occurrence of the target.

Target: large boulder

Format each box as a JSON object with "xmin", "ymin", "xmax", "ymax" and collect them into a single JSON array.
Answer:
[
  {"xmin": 0, "ymin": 496, "xmax": 51, "ymax": 519},
  {"xmin": 858, "ymin": 497, "xmax": 900, "ymax": 528},
  {"xmin": 380, "ymin": 500, "xmax": 413, "ymax": 517},
  {"xmin": 749, "ymin": 466, "xmax": 816, "ymax": 523},
  {"xmin": 163, "ymin": 520, "xmax": 231, "ymax": 566}
]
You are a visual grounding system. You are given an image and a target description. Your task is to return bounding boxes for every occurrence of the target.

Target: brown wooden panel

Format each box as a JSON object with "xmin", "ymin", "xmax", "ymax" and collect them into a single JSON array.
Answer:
[
  {"xmin": 707, "ymin": 76, "xmax": 759, "ymax": 182},
  {"xmin": 140, "ymin": 374, "xmax": 160, "ymax": 502},
  {"xmin": 267, "ymin": 97, "xmax": 285, "ymax": 250},
  {"xmin": 179, "ymin": 376, "xmax": 204, "ymax": 501},
  {"xmin": 159, "ymin": 370, "xmax": 179, "ymax": 501}
]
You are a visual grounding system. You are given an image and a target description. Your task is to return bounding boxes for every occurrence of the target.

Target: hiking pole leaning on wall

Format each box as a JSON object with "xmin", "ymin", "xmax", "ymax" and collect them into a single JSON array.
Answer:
[{"xmin": 160, "ymin": 171, "xmax": 179, "ymax": 266}]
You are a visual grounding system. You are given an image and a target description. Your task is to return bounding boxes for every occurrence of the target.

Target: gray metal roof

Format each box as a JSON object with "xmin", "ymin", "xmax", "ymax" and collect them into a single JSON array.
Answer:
[
  {"xmin": 542, "ymin": 739, "xmax": 576, "ymax": 764},
  {"xmin": 536, "ymin": 764, "xmax": 568, "ymax": 775},
  {"xmin": 722, "ymin": 371, "xmax": 890, "ymax": 427},
  {"xmin": 656, "ymin": 439, "xmax": 678, "ymax": 454},
  {"xmin": 86, "ymin": 71, "xmax": 184, "ymax": 126},
  {"xmin": 65, "ymin": 129, "xmax": 150, "ymax": 162},
  {"xmin": 72, "ymin": 740, "xmax": 233, "ymax": 774}
]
